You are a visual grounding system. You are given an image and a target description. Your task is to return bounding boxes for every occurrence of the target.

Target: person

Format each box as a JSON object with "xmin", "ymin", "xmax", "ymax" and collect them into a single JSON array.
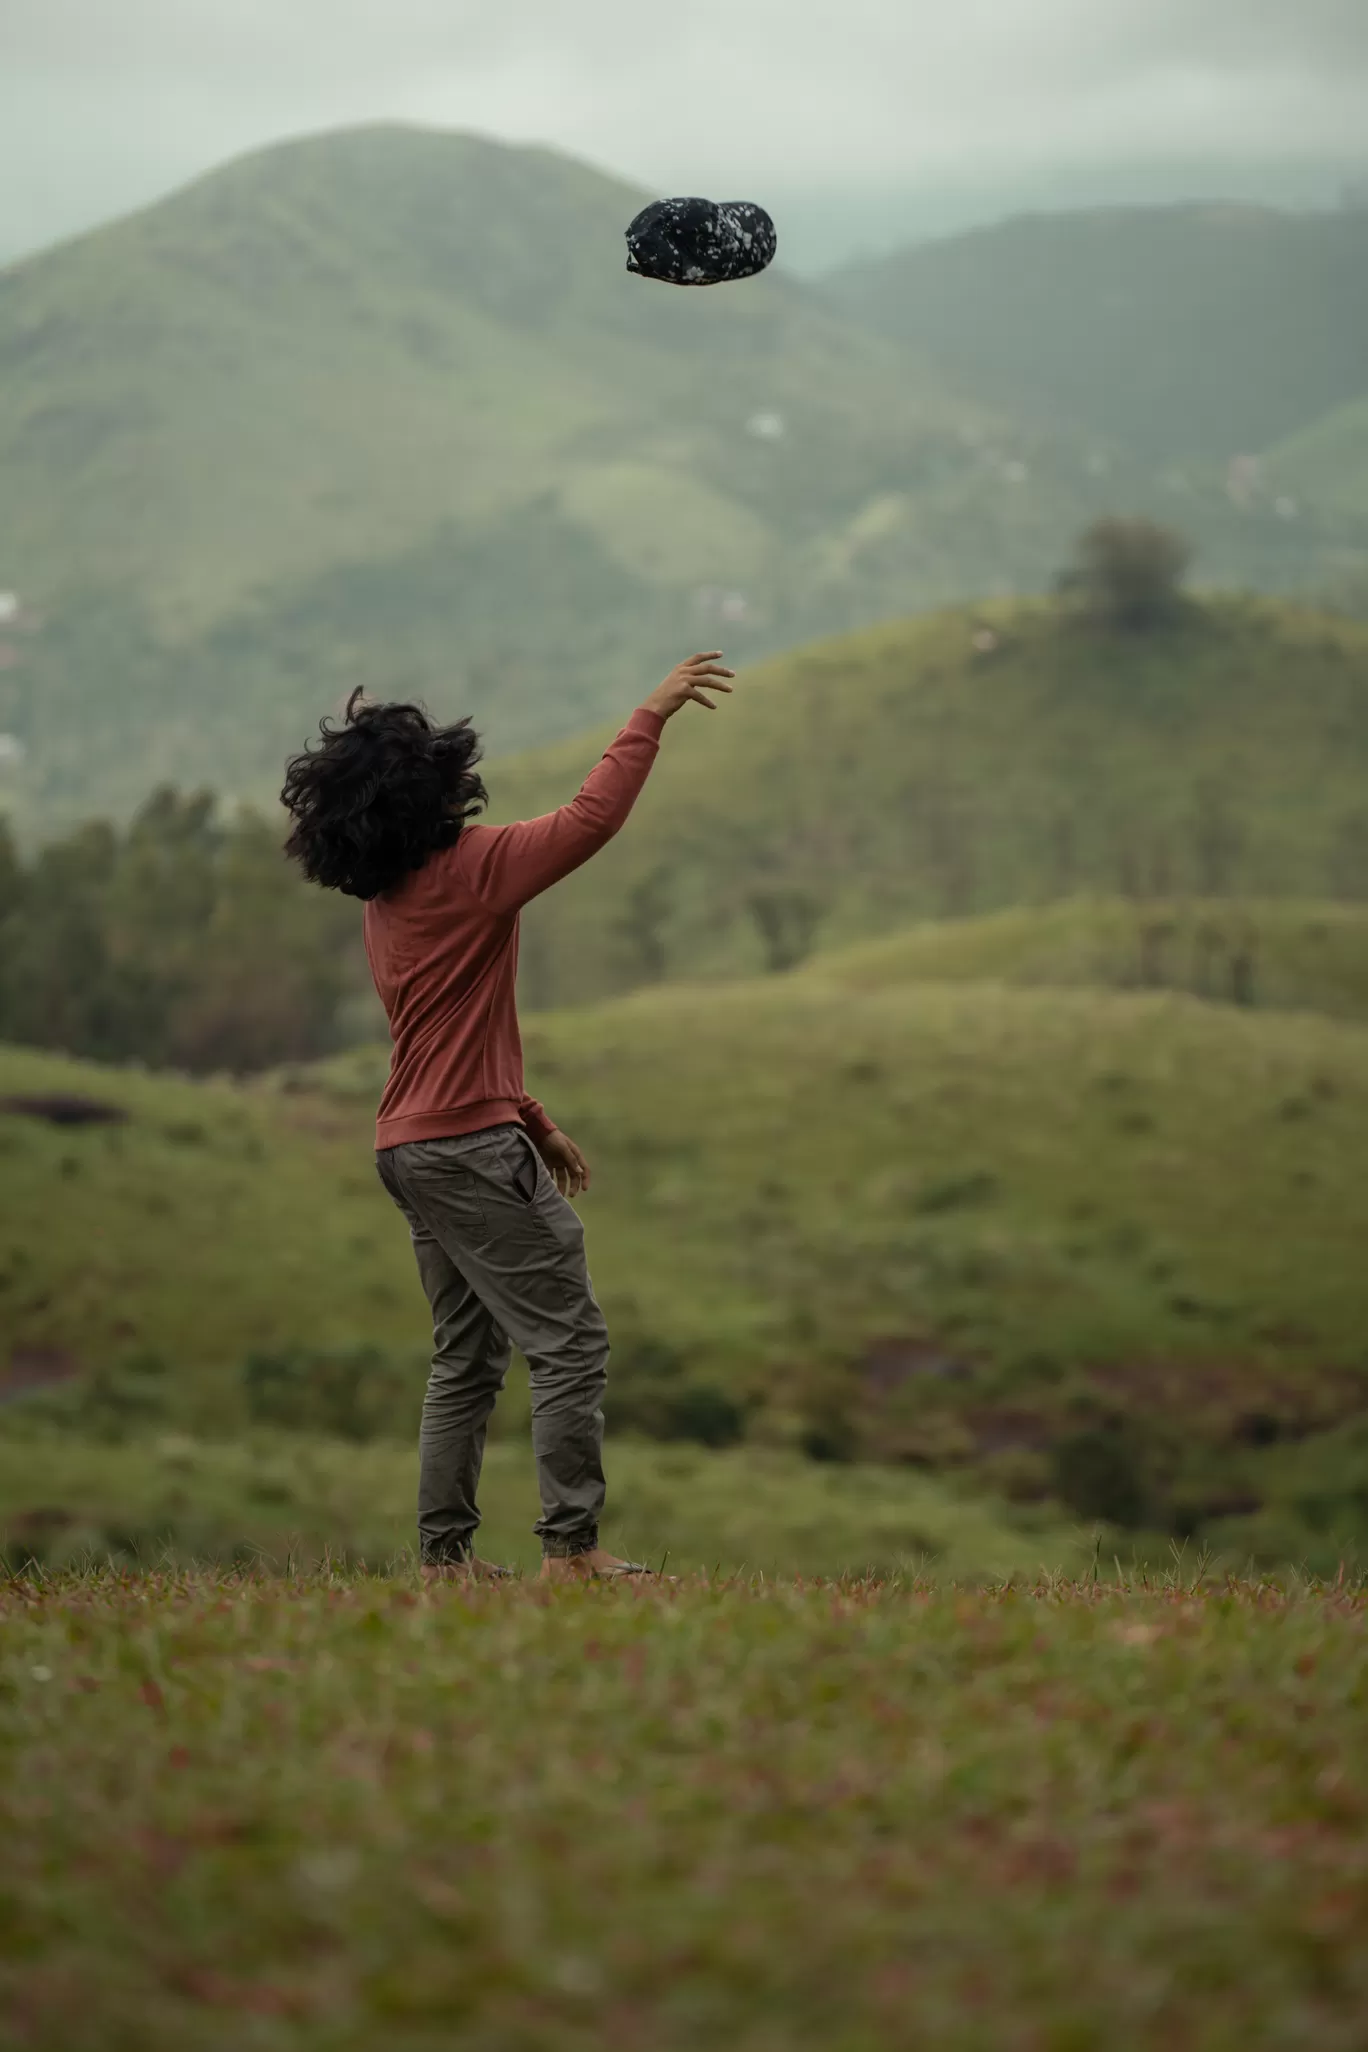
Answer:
[{"xmin": 281, "ymin": 652, "xmax": 735, "ymax": 1583}]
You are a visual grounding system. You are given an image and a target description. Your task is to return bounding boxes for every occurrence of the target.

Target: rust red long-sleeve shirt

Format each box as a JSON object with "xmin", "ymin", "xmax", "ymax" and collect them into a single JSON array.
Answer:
[{"xmin": 363, "ymin": 706, "xmax": 664, "ymax": 1152}]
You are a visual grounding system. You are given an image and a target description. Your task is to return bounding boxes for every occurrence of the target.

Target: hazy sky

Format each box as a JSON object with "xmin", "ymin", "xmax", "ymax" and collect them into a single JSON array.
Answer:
[{"xmin": 3, "ymin": 0, "xmax": 1367, "ymax": 269}]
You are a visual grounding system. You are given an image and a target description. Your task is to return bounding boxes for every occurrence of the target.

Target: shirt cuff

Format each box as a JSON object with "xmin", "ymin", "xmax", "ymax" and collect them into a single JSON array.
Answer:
[
  {"xmin": 625, "ymin": 706, "xmax": 666, "ymax": 740},
  {"xmin": 518, "ymin": 1095, "xmax": 557, "ymax": 1143}
]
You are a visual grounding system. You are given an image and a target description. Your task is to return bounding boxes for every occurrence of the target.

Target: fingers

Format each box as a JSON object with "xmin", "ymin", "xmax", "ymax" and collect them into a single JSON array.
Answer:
[
  {"xmin": 551, "ymin": 1154, "xmax": 590, "ymax": 1197},
  {"xmin": 541, "ymin": 1132, "xmax": 591, "ymax": 1200},
  {"xmin": 648, "ymin": 651, "xmax": 736, "ymax": 719}
]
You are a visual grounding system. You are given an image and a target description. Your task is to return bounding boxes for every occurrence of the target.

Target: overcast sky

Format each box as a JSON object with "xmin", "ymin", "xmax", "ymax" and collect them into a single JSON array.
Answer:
[{"xmin": 3, "ymin": 0, "xmax": 1367, "ymax": 270}]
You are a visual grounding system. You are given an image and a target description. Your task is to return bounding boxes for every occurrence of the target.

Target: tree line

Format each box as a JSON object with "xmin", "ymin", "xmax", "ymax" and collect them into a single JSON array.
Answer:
[{"xmin": 0, "ymin": 789, "xmax": 359, "ymax": 1075}]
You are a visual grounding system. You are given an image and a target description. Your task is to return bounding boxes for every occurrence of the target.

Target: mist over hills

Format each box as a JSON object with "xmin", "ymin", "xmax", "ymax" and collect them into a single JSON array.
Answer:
[
  {"xmin": 1, "ymin": 127, "xmax": 1361, "ymax": 824},
  {"xmin": 827, "ymin": 202, "xmax": 1368, "ymax": 464}
]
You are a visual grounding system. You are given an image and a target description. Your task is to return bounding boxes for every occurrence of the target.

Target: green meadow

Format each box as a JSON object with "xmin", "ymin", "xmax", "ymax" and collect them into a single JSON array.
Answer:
[
  {"xmin": 2, "ymin": 1571, "xmax": 1365, "ymax": 2051},
  {"xmin": 5, "ymin": 929, "xmax": 1368, "ymax": 1572}
]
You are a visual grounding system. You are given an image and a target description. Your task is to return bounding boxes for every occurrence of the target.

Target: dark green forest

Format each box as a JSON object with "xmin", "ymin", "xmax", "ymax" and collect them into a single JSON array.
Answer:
[{"xmin": 0, "ymin": 790, "xmax": 358, "ymax": 1074}]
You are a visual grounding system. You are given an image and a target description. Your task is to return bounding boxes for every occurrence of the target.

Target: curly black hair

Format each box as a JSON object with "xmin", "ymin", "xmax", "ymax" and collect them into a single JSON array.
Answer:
[{"xmin": 281, "ymin": 689, "xmax": 487, "ymax": 899}]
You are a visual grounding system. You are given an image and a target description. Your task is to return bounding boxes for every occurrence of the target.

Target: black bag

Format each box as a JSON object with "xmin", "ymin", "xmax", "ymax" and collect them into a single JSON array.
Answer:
[{"xmin": 625, "ymin": 197, "xmax": 777, "ymax": 287}]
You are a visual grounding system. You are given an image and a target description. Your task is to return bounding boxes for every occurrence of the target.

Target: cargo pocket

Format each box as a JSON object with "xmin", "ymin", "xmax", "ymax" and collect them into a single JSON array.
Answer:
[{"xmin": 510, "ymin": 1135, "xmax": 541, "ymax": 1206}]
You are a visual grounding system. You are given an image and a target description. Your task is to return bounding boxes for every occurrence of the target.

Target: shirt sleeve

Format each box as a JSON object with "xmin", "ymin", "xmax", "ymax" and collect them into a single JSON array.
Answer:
[
  {"xmin": 459, "ymin": 707, "xmax": 665, "ymax": 916},
  {"xmin": 518, "ymin": 1094, "xmax": 556, "ymax": 1143}
]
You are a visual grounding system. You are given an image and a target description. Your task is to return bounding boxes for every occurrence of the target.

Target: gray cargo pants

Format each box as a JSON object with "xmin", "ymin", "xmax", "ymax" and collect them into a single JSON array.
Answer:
[{"xmin": 376, "ymin": 1123, "xmax": 609, "ymax": 1562}]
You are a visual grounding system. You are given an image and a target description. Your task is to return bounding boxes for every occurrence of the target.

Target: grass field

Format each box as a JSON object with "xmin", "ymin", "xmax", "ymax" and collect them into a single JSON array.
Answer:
[
  {"xmin": 5, "ymin": 943, "xmax": 1368, "ymax": 1565},
  {"xmin": 9, "ymin": 972, "xmax": 1368, "ymax": 1411},
  {"xmin": 0, "ymin": 1433, "xmax": 1088, "ymax": 1584},
  {"xmin": 2, "ymin": 1571, "xmax": 1365, "ymax": 2050},
  {"xmin": 0, "ymin": 1044, "xmax": 409, "ymax": 1408}
]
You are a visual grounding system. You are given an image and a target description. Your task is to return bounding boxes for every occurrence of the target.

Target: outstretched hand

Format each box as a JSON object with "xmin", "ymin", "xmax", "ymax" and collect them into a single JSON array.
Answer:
[
  {"xmin": 536, "ymin": 1127, "xmax": 591, "ymax": 1198},
  {"xmin": 643, "ymin": 651, "xmax": 736, "ymax": 721}
]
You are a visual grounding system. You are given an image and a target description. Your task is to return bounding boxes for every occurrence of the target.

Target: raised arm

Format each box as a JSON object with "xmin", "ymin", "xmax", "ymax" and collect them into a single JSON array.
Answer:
[{"xmin": 461, "ymin": 652, "xmax": 735, "ymax": 916}]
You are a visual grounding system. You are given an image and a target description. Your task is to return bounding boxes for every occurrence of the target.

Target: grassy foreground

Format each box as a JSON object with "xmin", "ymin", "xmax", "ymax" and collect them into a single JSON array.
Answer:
[{"xmin": 2, "ymin": 1572, "xmax": 1365, "ymax": 2050}]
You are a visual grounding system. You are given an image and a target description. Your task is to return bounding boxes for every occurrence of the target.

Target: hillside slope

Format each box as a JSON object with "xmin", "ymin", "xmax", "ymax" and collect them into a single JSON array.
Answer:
[
  {"xmin": 1267, "ymin": 396, "xmax": 1368, "ymax": 522},
  {"xmin": 805, "ymin": 898, "xmax": 1368, "ymax": 1026},
  {"xmin": 826, "ymin": 203, "xmax": 1368, "ymax": 465},
  {"xmin": 0, "ymin": 135, "xmax": 1350, "ymax": 824},
  {"xmin": 487, "ymin": 600, "xmax": 1368, "ymax": 1011},
  {"xmin": 5, "ymin": 958, "xmax": 1368, "ymax": 1565}
]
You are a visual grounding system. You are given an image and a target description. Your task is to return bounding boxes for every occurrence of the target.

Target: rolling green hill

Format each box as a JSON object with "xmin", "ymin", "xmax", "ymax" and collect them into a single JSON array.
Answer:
[
  {"xmin": 487, "ymin": 600, "xmax": 1368, "ymax": 1012},
  {"xmin": 5, "ymin": 942, "xmax": 1368, "ymax": 1565},
  {"xmin": 0, "ymin": 133, "xmax": 1355, "ymax": 826},
  {"xmin": 806, "ymin": 897, "xmax": 1368, "ymax": 1026},
  {"xmin": 826, "ymin": 202, "xmax": 1368, "ymax": 466}
]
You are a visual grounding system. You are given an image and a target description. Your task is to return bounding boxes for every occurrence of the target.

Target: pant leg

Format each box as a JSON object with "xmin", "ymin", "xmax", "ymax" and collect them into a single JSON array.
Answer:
[
  {"xmin": 377, "ymin": 1153, "xmax": 511, "ymax": 1564},
  {"xmin": 380, "ymin": 1128, "xmax": 609, "ymax": 1557}
]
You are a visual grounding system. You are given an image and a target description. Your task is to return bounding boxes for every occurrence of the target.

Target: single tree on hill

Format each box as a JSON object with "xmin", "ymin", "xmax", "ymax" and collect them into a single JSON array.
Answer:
[{"xmin": 1058, "ymin": 517, "xmax": 1192, "ymax": 631}]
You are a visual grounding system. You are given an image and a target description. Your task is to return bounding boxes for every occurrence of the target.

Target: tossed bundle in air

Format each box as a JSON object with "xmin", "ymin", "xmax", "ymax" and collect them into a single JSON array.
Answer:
[{"xmin": 625, "ymin": 197, "xmax": 777, "ymax": 286}]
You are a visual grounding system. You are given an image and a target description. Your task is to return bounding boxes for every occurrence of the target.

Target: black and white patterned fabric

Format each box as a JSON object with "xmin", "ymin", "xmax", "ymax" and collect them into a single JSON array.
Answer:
[{"xmin": 625, "ymin": 197, "xmax": 777, "ymax": 287}]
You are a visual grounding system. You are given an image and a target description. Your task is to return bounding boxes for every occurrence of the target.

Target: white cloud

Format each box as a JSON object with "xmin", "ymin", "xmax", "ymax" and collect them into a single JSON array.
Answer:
[{"xmin": 2, "ymin": 0, "xmax": 1365, "ymax": 263}]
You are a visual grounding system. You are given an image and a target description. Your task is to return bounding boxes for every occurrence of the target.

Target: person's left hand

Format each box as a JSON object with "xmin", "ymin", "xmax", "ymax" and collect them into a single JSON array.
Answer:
[{"xmin": 536, "ymin": 1127, "xmax": 591, "ymax": 1198}]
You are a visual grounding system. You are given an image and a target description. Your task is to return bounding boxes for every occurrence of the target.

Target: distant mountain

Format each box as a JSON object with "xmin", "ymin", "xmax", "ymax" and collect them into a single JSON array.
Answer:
[
  {"xmin": 1267, "ymin": 396, "xmax": 1368, "ymax": 522},
  {"xmin": 826, "ymin": 204, "xmax": 1368, "ymax": 465},
  {"xmin": 0, "ymin": 138, "xmax": 1356, "ymax": 824},
  {"xmin": 0, "ymin": 124, "xmax": 1006, "ymax": 819}
]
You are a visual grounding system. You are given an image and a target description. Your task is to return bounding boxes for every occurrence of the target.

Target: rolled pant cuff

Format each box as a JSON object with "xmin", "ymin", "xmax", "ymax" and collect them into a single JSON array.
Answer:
[
  {"xmin": 421, "ymin": 1539, "xmax": 475, "ymax": 1566},
  {"xmin": 540, "ymin": 1531, "xmax": 598, "ymax": 1560}
]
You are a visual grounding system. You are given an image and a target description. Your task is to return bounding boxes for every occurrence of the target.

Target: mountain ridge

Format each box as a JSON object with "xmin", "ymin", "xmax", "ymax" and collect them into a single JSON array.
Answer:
[
  {"xmin": 825, "ymin": 200, "xmax": 1368, "ymax": 464},
  {"xmin": 0, "ymin": 130, "xmax": 1360, "ymax": 824}
]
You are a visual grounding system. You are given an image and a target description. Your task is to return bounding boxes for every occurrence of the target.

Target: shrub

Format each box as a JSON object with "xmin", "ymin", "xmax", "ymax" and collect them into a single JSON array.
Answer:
[
  {"xmin": 605, "ymin": 1335, "xmax": 747, "ymax": 1448},
  {"xmin": 1058, "ymin": 518, "xmax": 1191, "ymax": 632},
  {"xmin": 1052, "ymin": 1424, "xmax": 1151, "ymax": 1527},
  {"xmin": 241, "ymin": 1346, "xmax": 422, "ymax": 1442}
]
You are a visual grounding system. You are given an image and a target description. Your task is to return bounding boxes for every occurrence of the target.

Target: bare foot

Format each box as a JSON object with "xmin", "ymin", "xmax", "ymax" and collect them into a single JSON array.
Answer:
[
  {"xmin": 422, "ymin": 1558, "xmax": 514, "ymax": 1588},
  {"xmin": 538, "ymin": 1549, "xmax": 659, "ymax": 1584}
]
